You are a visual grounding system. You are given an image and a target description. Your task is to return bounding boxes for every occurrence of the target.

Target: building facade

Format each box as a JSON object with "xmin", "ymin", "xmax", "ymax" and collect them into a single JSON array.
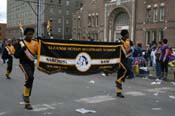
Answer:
[
  {"xmin": 72, "ymin": 0, "xmax": 105, "ymax": 40},
  {"xmin": 73, "ymin": 0, "xmax": 175, "ymax": 48},
  {"xmin": 136, "ymin": 0, "xmax": 175, "ymax": 48},
  {"xmin": 72, "ymin": 0, "xmax": 135, "ymax": 42},
  {"xmin": 7, "ymin": 0, "xmax": 37, "ymax": 39},
  {"xmin": 7, "ymin": 0, "xmax": 82, "ymax": 39},
  {"xmin": 0, "ymin": 23, "xmax": 6, "ymax": 42}
]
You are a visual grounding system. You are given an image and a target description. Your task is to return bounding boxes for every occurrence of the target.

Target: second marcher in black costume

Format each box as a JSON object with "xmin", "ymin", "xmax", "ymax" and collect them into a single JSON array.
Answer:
[
  {"xmin": 2, "ymin": 39, "xmax": 15, "ymax": 79},
  {"xmin": 116, "ymin": 30, "xmax": 131, "ymax": 98},
  {"xmin": 14, "ymin": 28, "xmax": 38, "ymax": 110}
]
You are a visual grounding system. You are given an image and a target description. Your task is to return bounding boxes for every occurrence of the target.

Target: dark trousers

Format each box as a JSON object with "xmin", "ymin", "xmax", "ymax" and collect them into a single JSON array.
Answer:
[
  {"xmin": 160, "ymin": 60, "xmax": 168, "ymax": 73},
  {"xmin": 127, "ymin": 58, "xmax": 134, "ymax": 78},
  {"xmin": 116, "ymin": 58, "xmax": 128, "ymax": 93},
  {"xmin": 19, "ymin": 63, "xmax": 35, "ymax": 97},
  {"xmin": 6, "ymin": 57, "xmax": 13, "ymax": 74}
]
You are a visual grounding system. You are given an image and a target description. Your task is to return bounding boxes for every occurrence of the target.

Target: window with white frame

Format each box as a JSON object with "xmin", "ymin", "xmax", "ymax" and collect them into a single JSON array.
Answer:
[
  {"xmin": 146, "ymin": 31, "xmax": 151, "ymax": 45},
  {"xmin": 66, "ymin": 0, "xmax": 70, "ymax": 6},
  {"xmin": 159, "ymin": 7, "xmax": 165, "ymax": 21},
  {"xmin": 159, "ymin": 29, "xmax": 164, "ymax": 40},
  {"xmin": 58, "ymin": 9, "xmax": 62, "ymax": 14},
  {"xmin": 146, "ymin": 7, "xmax": 152, "ymax": 23},
  {"xmin": 152, "ymin": 31, "xmax": 157, "ymax": 41},
  {"xmin": 92, "ymin": 15, "xmax": 95, "ymax": 27},
  {"xmin": 58, "ymin": 18, "xmax": 61, "ymax": 23},
  {"xmin": 78, "ymin": 17, "xmax": 81, "ymax": 28},
  {"xmin": 96, "ymin": 14, "xmax": 99, "ymax": 27},
  {"xmin": 66, "ymin": 10, "xmax": 70, "ymax": 15},
  {"xmin": 88, "ymin": 15, "xmax": 91, "ymax": 27},
  {"xmin": 153, "ymin": 7, "xmax": 158, "ymax": 22},
  {"xmin": 66, "ymin": 19, "xmax": 69, "ymax": 25}
]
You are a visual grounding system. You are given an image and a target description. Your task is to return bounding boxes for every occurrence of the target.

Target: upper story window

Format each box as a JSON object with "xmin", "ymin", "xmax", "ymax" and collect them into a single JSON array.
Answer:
[
  {"xmin": 58, "ymin": 9, "xmax": 62, "ymax": 14},
  {"xmin": 159, "ymin": 4, "xmax": 165, "ymax": 21},
  {"xmin": 66, "ymin": 10, "xmax": 70, "ymax": 15},
  {"xmin": 58, "ymin": 0, "xmax": 62, "ymax": 5},
  {"xmin": 58, "ymin": 18, "xmax": 61, "ymax": 23},
  {"xmin": 88, "ymin": 15, "xmax": 92, "ymax": 27},
  {"xmin": 153, "ymin": 5, "xmax": 158, "ymax": 22},
  {"xmin": 146, "ymin": 5, "xmax": 152, "ymax": 23},
  {"xmin": 77, "ymin": 16, "xmax": 81, "ymax": 28},
  {"xmin": 96, "ymin": 14, "xmax": 99, "ymax": 27},
  {"xmin": 66, "ymin": 1, "xmax": 70, "ymax": 6},
  {"xmin": 146, "ymin": 31, "xmax": 151, "ymax": 45},
  {"xmin": 66, "ymin": 19, "xmax": 69, "ymax": 25}
]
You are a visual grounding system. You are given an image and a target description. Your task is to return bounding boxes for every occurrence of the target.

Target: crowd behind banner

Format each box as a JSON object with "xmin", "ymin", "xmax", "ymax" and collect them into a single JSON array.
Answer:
[{"xmin": 128, "ymin": 39, "xmax": 175, "ymax": 82}]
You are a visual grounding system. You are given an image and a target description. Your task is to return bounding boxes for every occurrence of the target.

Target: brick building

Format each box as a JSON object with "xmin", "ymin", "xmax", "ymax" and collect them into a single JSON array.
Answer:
[
  {"xmin": 72, "ymin": 0, "xmax": 135, "ymax": 42},
  {"xmin": 73, "ymin": 0, "xmax": 175, "ymax": 48},
  {"xmin": 0, "ymin": 23, "xmax": 6, "ymax": 42},
  {"xmin": 136, "ymin": 0, "xmax": 175, "ymax": 48}
]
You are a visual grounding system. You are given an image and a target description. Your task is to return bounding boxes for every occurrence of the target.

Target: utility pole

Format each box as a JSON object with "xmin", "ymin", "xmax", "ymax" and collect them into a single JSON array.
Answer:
[
  {"xmin": 62, "ymin": 16, "xmax": 65, "ymax": 39},
  {"xmin": 37, "ymin": 0, "xmax": 42, "ymax": 37},
  {"xmin": 131, "ymin": 0, "xmax": 135, "ymax": 42}
]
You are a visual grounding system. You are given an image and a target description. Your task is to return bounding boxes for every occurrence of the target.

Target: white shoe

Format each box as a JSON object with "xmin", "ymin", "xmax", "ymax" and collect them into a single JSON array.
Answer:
[
  {"xmin": 101, "ymin": 73, "xmax": 106, "ymax": 77},
  {"xmin": 155, "ymin": 78, "xmax": 160, "ymax": 82}
]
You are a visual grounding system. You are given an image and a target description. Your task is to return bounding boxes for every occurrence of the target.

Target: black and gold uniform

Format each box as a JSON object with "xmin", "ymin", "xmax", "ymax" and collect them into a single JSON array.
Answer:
[
  {"xmin": 116, "ymin": 30, "xmax": 131, "ymax": 98},
  {"xmin": 2, "ymin": 41, "xmax": 15, "ymax": 79},
  {"xmin": 14, "ymin": 28, "xmax": 38, "ymax": 110}
]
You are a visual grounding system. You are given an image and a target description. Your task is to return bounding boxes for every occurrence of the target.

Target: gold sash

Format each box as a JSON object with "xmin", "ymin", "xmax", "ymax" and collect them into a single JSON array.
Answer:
[{"xmin": 20, "ymin": 40, "xmax": 38, "ymax": 61}]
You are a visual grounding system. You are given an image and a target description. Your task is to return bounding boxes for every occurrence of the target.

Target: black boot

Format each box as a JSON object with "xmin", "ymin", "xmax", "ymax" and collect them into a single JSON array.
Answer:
[
  {"xmin": 163, "ymin": 73, "xmax": 168, "ymax": 81},
  {"xmin": 25, "ymin": 104, "xmax": 33, "ymax": 110},
  {"xmin": 161, "ymin": 72, "xmax": 164, "ymax": 80},
  {"xmin": 22, "ymin": 95, "xmax": 30, "ymax": 103},
  {"xmin": 5, "ymin": 74, "xmax": 11, "ymax": 79},
  {"xmin": 22, "ymin": 95, "xmax": 33, "ymax": 110},
  {"xmin": 116, "ymin": 93, "xmax": 125, "ymax": 98}
]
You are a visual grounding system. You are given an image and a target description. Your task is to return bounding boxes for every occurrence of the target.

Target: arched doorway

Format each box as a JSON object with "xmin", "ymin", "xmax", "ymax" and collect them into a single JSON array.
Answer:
[{"xmin": 108, "ymin": 7, "xmax": 130, "ymax": 42}]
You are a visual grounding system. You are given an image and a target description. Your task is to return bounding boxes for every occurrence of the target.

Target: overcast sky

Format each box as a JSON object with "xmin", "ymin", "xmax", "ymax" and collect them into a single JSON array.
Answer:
[{"xmin": 0, "ymin": 0, "xmax": 7, "ymax": 23}]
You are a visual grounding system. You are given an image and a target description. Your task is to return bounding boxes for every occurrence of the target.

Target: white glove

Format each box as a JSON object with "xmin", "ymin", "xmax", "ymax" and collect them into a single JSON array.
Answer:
[{"xmin": 19, "ymin": 41, "xmax": 25, "ymax": 47}]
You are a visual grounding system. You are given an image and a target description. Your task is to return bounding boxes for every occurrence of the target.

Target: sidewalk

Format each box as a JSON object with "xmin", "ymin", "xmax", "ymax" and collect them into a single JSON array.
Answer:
[{"xmin": 148, "ymin": 66, "xmax": 175, "ymax": 81}]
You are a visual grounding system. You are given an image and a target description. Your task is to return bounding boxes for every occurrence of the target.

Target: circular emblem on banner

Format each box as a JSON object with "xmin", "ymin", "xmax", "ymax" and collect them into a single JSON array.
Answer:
[{"xmin": 75, "ymin": 52, "xmax": 91, "ymax": 72}]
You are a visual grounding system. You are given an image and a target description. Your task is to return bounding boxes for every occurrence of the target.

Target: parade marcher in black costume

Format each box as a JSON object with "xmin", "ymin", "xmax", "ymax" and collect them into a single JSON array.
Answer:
[
  {"xmin": 116, "ymin": 30, "xmax": 131, "ymax": 98},
  {"xmin": 2, "ymin": 39, "xmax": 15, "ymax": 79},
  {"xmin": 14, "ymin": 28, "xmax": 38, "ymax": 110}
]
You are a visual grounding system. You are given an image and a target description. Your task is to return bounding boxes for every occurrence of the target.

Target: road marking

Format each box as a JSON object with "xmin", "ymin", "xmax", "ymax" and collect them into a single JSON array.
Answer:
[
  {"xmin": 0, "ymin": 112, "xmax": 6, "ymax": 116},
  {"xmin": 32, "ymin": 104, "xmax": 56, "ymax": 112},
  {"xmin": 152, "ymin": 108, "xmax": 162, "ymax": 111},
  {"xmin": 124, "ymin": 91, "xmax": 146, "ymax": 96},
  {"xmin": 51, "ymin": 102, "xmax": 63, "ymax": 106},
  {"xmin": 76, "ymin": 95, "xmax": 116, "ymax": 104},
  {"xmin": 43, "ymin": 112, "xmax": 53, "ymax": 115},
  {"xmin": 169, "ymin": 96, "xmax": 175, "ymax": 99},
  {"xmin": 19, "ymin": 102, "xmax": 25, "ymax": 105},
  {"xmin": 145, "ymin": 87, "xmax": 174, "ymax": 93}
]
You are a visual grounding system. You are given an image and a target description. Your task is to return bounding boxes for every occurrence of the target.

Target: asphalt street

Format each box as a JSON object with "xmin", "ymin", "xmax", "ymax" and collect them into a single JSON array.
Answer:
[{"xmin": 0, "ymin": 59, "xmax": 175, "ymax": 116}]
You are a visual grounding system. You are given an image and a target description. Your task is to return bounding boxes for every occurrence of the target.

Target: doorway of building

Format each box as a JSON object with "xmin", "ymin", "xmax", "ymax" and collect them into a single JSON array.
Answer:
[{"xmin": 108, "ymin": 7, "xmax": 130, "ymax": 42}]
